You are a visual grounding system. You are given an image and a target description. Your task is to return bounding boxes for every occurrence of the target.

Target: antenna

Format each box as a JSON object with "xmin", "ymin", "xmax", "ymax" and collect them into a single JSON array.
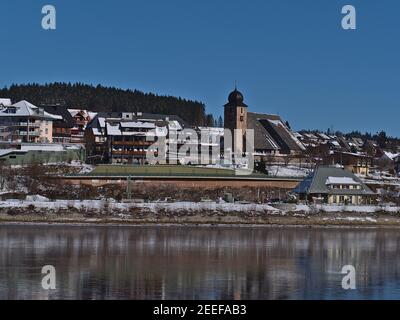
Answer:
[{"xmin": 234, "ymin": 80, "xmax": 237, "ymax": 90}]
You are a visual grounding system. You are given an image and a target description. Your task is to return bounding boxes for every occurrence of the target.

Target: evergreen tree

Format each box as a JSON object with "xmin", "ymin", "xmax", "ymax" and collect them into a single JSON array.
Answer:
[
  {"xmin": 217, "ymin": 116, "xmax": 223, "ymax": 127},
  {"xmin": 377, "ymin": 131, "xmax": 387, "ymax": 148}
]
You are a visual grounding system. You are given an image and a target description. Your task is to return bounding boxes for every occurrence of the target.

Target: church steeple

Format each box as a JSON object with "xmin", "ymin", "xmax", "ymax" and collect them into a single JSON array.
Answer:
[
  {"xmin": 225, "ymin": 87, "xmax": 247, "ymax": 108},
  {"xmin": 224, "ymin": 86, "xmax": 248, "ymax": 154}
]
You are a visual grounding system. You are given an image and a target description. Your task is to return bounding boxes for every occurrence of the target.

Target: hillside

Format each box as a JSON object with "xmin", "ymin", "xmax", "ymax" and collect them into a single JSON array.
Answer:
[{"xmin": 0, "ymin": 83, "xmax": 214, "ymax": 126}]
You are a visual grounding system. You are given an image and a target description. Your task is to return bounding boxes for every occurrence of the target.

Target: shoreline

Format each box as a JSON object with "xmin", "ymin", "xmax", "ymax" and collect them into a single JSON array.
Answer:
[
  {"xmin": 2, "ymin": 212, "xmax": 400, "ymax": 228},
  {"xmin": 1, "ymin": 199, "xmax": 400, "ymax": 227}
]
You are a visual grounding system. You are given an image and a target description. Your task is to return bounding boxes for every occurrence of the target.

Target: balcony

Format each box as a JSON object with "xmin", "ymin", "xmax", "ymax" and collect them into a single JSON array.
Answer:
[
  {"xmin": 112, "ymin": 150, "xmax": 147, "ymax": 156},
  {"xmin": 16, "ymin": 130, "xmax": 40, "ymax": 136},
  {"xmin": 10, "ymin": 122, "xmax": 41, "ymax": 128},
  {"xmin": 112, "ymin": 140, "xmax": 154, "ymax": 147},
  {"xmin": 74, "ymin": 120, "xmax": 87, "ymax": 126}
]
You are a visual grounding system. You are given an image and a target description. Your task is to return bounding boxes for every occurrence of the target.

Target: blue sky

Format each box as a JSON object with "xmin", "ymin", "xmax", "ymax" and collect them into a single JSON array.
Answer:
[{"xmin": 1, "ymin": 0, "xmax": 399, "ymax": 136}]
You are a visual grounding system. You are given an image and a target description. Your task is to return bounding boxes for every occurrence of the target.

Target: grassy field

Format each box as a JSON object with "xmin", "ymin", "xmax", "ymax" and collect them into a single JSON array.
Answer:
[{"xmin": 84, "ymin": 165, "xmax": 267, "ymax": 178}]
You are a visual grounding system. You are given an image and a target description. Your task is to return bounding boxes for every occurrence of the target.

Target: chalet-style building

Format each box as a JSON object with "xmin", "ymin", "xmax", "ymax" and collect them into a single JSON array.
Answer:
[
  {"xmin": 42, "ymin": 105, "xmax": 75, "ymax": 144},
  {"xmin": 223, "ymin": 88, "xmax": 305, "ymax": 158},
  {"xmin": 68, "ymin": 109, "xmax": 97, "ymax": 144},
  {"xmin": 375, "ymin": 151, "xmax": 399, "ymax": 172},
  {"xmin": 0, "ymin": 100, "xmax": 61, "ymax": 144},
  {"xmin": 323, "ymin": 151, "xmax": 372, "ymax": 175},
  {"xmin": 294, "ymin": 166, "xmax": 375, "ymax": 205}
]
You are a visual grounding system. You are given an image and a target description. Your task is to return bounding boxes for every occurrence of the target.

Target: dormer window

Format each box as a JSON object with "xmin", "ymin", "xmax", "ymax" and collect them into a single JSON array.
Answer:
[{"xmin": 5, "ymin": 108, "xmax": 16, "ymax": 114}]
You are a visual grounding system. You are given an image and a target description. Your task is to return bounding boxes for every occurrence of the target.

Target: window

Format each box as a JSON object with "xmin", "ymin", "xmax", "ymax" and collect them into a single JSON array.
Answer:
[{"xmin": 240, "ymin": 116, "xmax": 244, "ymax": 122}]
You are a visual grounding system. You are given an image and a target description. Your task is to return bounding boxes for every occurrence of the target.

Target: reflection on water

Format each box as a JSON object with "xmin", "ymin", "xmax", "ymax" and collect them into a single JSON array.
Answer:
[{"xmin": 0, "ymin": 224, "xmax": 400, "ymax": 300}]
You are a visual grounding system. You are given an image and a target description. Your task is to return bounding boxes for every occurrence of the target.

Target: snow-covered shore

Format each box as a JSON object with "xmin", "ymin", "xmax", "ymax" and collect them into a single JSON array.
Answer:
[
  {"xmin": 1, "ymin": 198, "xmax": 400, "ymax": 226},
  {"xmin": 0, "ymin": 199, "xmax": 280, "ymax": 214},
  {"xmin": 293, "ymin": 203, "xmax": 400, "ymax": 214}
]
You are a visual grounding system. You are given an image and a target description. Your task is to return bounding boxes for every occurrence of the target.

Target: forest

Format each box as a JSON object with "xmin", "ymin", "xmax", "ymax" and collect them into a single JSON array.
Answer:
[{"xmin": 0, "ymin": 83, "xmax": 218, "ymax": 127}]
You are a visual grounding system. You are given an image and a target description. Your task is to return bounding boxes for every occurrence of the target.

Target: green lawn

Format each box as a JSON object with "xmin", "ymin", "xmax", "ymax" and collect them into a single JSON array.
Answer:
[{"xmin": 84, "ymin": 165, "xmax": 267, "ymax": 178}]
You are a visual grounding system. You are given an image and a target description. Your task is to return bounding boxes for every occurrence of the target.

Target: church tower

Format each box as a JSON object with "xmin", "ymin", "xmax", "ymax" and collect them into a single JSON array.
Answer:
[{"xmin": 224, "ymin": 87, "xmax": 248, "ymax": 154}]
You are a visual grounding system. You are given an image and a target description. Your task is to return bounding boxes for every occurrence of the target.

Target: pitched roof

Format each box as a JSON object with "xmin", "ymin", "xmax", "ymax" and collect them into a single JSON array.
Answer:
[
  {"xmin": 247, "ymin": 112, "xmax": 281, "ymax": 151},
  {"xmin": 294, "ymin": 166, "xmax": 375, "ymax": 196},
  {"xmin": 381, "ymin": 151, "xmax": 400, "ymax": 161},
  {"xmin": 106, "ymin": 123, "xmax": 121, "ymax": 136},
  {"xmin": 87, "ymin": 112, "xmax": 186, "ymax": 133},
  {"xmin": 260, "ymin": 118, "xmax": 305, "ymax": 152},
  {"xmin": 0, "ymin": 100, "xmax": 62, "ymax": 120},
  {"xmin": 247, "ymin": 112, "xmax": 305, "ymax": 152},
  {"xmin": 42, "ymin": 105, "xmax": 75, "ymax": 128},
  {"xmin": 325, "ymin": 177, "xmax": 359, "ymax": 185},
  {"xmin": 120, "ymin": 121, "xmax": 156, "ymax": 129}
]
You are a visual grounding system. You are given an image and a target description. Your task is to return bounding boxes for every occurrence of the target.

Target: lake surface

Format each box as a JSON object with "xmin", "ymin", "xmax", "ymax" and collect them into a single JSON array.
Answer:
[{"xmin": 0, "ymin": 224, "xmax": 400, "ymax": 300}]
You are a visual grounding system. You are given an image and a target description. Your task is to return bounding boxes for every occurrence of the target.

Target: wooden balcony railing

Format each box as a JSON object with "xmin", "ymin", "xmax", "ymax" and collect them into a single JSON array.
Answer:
[
  {"xmin": 112, "ymin": 150, "xmax": 148, "ymax": 156},
  {"xmin": 111, "ymin": 140, "xmax": 154, "ymax": 147}
]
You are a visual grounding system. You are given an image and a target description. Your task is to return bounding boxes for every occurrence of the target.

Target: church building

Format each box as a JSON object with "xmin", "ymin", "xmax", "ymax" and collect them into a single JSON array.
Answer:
[{"xmin": 223, "ymin": 87, "xmax": 305, "ymax": 158}]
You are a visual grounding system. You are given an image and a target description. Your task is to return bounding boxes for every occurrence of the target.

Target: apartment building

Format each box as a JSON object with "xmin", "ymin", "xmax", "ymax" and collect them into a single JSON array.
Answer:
[
  {"xmin": 85, "ymin": 112, "xmax": 185, "ymax": 164},
  {"xmin": 0, "ymin": 100, "xmax": 61, "ymax": 144}
]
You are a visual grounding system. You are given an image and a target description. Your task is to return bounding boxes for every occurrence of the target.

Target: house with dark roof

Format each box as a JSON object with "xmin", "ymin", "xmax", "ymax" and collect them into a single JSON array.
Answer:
[
  {"xmin": 223, "ymin": 88, "xmax": 305, "ymax": 157},
  {"xmin": 323, "ymin": 151, "xmax": 373, "ymax": 175},
  {"xmin": 67, "ymin": 109, "xmax": 98, "ymax": 144},
  {"xmin": 294, "ymin": 166, "xmax": 375, "ymax": 205},
  {"xmin": 375, "ymin": 151, "xmax": 400, "ymax": 172},
  {"xmin": 42, "ymin": 105, "xmax": 75, "ymax": 144}
]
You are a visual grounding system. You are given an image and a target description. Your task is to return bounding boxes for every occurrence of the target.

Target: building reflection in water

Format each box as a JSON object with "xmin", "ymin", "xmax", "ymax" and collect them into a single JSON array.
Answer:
[{"xmin": 0, "ymin": 225, "xmax": 400, "ymax": 300}]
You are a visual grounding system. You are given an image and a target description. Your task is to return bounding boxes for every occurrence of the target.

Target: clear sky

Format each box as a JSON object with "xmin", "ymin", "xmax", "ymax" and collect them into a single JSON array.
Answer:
[{"xmin": 1, "ymin": 0, "xmax": 399, "ymax": 136}]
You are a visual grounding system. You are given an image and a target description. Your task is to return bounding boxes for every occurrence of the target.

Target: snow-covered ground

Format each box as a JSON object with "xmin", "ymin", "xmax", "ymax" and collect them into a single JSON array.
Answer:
[
  {"xmin": 293, "ymin": 204, "xmax": 400, "ymax": 214},
  {"xmin": 0, "ymin": 198, "xmax": 280, "ymax": 214},
  {"xmin": 357, "ymin": 170, "xmax": 400, "ymax": 186},
  {"xmin": 44, "ymin": 161, "xmax": 95, "ymax": 174},
  {"xmin": 1, "ymin": 197, "xmax": 399, "ymax": 215},
  {"xmin": 266, "ymin": 165, "xmax": 312, "ymax": 178},
  {"xmin": 8, "ymin": 161, "xmax": 95, "ymax": 174},
  {"xmin": 140, "ymin": 201, "xmax": 280, "ymax": 213}
]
